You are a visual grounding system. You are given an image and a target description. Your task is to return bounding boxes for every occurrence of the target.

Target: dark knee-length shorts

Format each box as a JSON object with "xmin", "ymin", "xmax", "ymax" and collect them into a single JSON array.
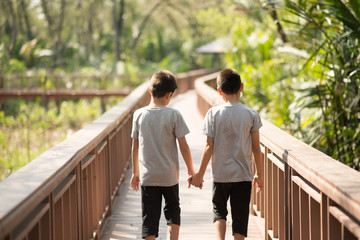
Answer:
[
  {"xmin": 141, "ymin": 184, "xmax": 180, "ymax": 239},
  {"xmin": 212, "ymin": 181, "xmax": 252, "ymax": 237}
]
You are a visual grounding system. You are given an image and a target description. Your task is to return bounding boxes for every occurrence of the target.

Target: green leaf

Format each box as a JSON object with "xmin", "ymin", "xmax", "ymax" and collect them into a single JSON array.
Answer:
[
  {"xmin": 323, "ymin": 0, "xmax": 360, "ymax": 34},
  {"xmin": 349, "ymin": 0, "xmax": 360, "ymax": 20}
]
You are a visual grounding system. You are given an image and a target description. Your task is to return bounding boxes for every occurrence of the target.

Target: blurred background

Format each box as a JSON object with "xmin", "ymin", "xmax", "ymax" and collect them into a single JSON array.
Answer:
[{"xmin": 0, "ymin": 0, "xmax": 359, "ymax": 180}]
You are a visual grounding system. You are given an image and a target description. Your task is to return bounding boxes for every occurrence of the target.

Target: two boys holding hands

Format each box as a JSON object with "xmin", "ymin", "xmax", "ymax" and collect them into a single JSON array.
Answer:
[{"xmin": 130, "ymin": 69, "xmax": 263, "ymax": 240}]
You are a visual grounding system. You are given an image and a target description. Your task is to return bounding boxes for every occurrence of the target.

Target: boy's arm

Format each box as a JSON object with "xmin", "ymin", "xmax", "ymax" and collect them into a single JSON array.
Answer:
[
  {"xmin": 131, "ymin": 138, "xmax": 140, "ymax": 191},
  {"xmin": 251, "ymin": 130, "xmax": 263, "ymax": 192},
  {"xmin": 191, "ymin": 136, "xmax": 214, "ymax": 189},
  {"xmin": 178, "ymin": 136, "xmax": 195, "ymax": 177}
]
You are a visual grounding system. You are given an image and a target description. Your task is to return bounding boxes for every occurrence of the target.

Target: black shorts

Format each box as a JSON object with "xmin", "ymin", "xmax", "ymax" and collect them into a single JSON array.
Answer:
[
  {"xmin": 212, "ymin": 181, "xmax": 252, "ymax": 237},
  {"xmin": 141, "ymin": 184, "xmax": 180, "ymax": 239}
]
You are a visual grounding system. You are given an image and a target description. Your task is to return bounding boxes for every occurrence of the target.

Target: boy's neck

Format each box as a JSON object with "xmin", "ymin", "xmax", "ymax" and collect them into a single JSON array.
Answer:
[
  {"xmin": 149, "ymin": 96, "xmax": 169, "ymax": 107},
  {"xmin": 222, "ymin": 92, "xmax": 240, "ymax": 103}
]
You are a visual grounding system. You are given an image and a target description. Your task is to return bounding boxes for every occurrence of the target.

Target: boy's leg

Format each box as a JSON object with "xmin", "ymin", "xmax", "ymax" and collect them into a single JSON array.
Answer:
[
  {"xmin": 229, "ymin": 181, "xmax": 252, "ymax": 238},
  {"xmin": 162, "ymin": 184, "xmax": 181, "ymax": 240},
  {"xmin": 214, "ymin": 219, "xmax": 226, "ymax": 240},
  {"xmin": 168, "ymin": 224, "xmax": 180, "ymax": 240},
  {"xmin": 212, "ymin": 182, "xmax": 231, "ymax": 240},
  {"xmin": 142, "ymin": 186, "xmax": 162, "ymax": 239},
  {"xmin": 144, "ymin": 236, "xmax": 156, "ymax": 240},
  {"xmin": 233, "ymin": 233, "xmax": 245, "ymax": 240}
]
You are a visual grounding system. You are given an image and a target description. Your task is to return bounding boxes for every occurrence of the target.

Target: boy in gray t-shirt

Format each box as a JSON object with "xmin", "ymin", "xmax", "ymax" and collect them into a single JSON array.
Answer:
[
  {"xmin": 130, "ymin": 70, "xmax": 195, "ymax": 240},
  {"xmin": 190, "ymin": 68, "xmax": 263, "ymax": 240}
]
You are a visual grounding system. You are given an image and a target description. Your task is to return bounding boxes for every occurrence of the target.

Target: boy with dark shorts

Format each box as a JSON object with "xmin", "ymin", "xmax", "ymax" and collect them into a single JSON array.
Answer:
[
  {"xmin": 130, "ymin": 70, "xmax": 195, "ymax": 240},
  {"xmin": 190, "ymin": 68, "xmax": 263, "ymax": 240}
]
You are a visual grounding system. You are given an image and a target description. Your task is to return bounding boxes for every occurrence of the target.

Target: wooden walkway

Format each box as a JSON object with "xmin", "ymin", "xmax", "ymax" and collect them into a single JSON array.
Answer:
[{"xmin": 100, "ymin": 90, "xmax": 265, "ymax": 240}]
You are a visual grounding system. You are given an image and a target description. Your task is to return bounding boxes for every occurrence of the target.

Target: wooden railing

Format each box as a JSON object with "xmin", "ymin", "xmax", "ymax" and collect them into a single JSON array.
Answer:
[
  {"xmin": 0, "ymin": 73, "xmax": 150, "ymax": 90},
  {"xmin": 0, "ymin": 73, "xmax": 146, "ymax": 113},
  {"xmin": 195, "ymin": 73, "xmax": 360, "ymax": 240},
  {"xmin": 0, "ymin": 69, "xmax": 215, "ymax": 240}
]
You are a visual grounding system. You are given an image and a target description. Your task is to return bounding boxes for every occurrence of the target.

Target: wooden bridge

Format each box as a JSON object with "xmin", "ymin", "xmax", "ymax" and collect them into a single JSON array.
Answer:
[{"xmin": 0, "ymin": 69, "xmax": 359, "ymax": 240}]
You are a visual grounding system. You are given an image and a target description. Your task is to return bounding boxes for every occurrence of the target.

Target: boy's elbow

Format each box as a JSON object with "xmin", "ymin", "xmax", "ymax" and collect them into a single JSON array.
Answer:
[
  {"xmin": 205, "ymin": 142, "xmax": 214, "ymax": 154},
  {"xmin": 205, "ymin": 137, "xmax": 214, "ymax": 151}
]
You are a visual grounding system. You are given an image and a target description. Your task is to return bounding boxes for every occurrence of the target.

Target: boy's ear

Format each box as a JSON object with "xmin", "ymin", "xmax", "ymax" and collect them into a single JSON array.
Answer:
[
  {"xmin": 240, "ymin": 83, "xmax": 244, "ymax": 92},
  {"xmin": 166, "ymin": 92, "xmax": 172, "ymax": 99},
  {"xmin": 217, "ymin": 88, "xmax": 224, "ymax": 96},
  {"xmin": 148, "ymin": 88, "xmax": 152, "ymax": 95}
]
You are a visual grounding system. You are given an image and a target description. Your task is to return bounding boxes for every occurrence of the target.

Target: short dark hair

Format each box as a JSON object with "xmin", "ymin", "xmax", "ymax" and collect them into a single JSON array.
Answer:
[
  {"xmin": 217, "ymin": 68, "xmax": 241, "ymax": 95},
  {"xmin": 150, "ymin": 70, "xmax": 178, "ymax": 98}
]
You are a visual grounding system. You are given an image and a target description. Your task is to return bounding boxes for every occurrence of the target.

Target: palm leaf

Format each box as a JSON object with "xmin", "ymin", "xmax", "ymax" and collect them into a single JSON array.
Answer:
[
  {"xmin": 284, "ymin": 0, "xmax": 313, "ymax": 21},
  {"xmin": 323, "ymin": 0, "xmax": 360, "ymax": 34},
  {"xmin": 300, "ymin": 38, "xmax": 328, "ymax": 72},
  {"xmin": 349, "ymin": 0, "xmax": 360, "ymax": 19}
]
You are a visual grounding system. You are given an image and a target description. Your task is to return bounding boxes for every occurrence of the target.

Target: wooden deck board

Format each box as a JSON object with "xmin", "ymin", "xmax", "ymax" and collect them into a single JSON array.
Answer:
[{"xmin": 100, "ymin": 90, "xmax": 264, "ymax": 239}]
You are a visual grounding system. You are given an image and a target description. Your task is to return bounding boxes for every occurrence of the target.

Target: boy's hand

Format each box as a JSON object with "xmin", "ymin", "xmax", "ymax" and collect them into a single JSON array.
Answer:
[
  {"xmin": 131, "ymin": 174, "xmax": 140, "ymax": 191},
  {"xmin": 191, "ymin": 173, "xmax": 204, "ymax": 189},
  {"xmin": 187, "ymin": 175, "xmax": 193, "ymax": 188},
  {"xmin": 253, "ymin": 174, "xmax": 263, "ymax": 193}
]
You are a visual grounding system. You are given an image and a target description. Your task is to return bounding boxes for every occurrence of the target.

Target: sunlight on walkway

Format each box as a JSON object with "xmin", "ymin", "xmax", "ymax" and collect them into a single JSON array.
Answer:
[{"xmin": 100, "ymin": 90, "xmax": 264, "ymax": 240}]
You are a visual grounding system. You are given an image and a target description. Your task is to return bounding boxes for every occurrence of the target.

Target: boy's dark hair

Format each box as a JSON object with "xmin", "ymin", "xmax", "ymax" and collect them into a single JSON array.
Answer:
[
  {"xmin": 150, "ymin": 70, "xmax": 178, "ymax": 98},
  {"xmin": 217, "ymin": 68, "xmax": 242, "ymax": 95}
]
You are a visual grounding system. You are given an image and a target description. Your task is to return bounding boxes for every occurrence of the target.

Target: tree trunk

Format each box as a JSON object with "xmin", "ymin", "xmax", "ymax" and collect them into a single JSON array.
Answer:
[
  {"xmin": 17, "ymin": 0, "xmax": 25, "ymax": 35},
  {"xmin": 20, "ymin": 0, "xmax": 33, "ymax": 40},
  {"xmin": 113, "ymin": 0, "xmax": 125, "ymax": 61},
  {"xmin": 267, "ymin": 3, "xmax": 288, "ymax": 43},
  {"xmin": 41, "ymin": 0, "xmax": 66, "ymax": 67},
  {"xmin": 40, "ymin": 0, "xmax": 54, "ymax": 38},
  {"xmin": 85, "ymin": 1, "xmax": 95, "ymax": 61},
  {"xmin": 55, "ymin": 0, "xmax": 66, "ymax": 66},
  {"xmin": 6, "ymin": 0, "xmax": 17, "ymax": 58},
  {"xmin": 131, "ymin": 1, "xmax": 164, "ymax": 49}
]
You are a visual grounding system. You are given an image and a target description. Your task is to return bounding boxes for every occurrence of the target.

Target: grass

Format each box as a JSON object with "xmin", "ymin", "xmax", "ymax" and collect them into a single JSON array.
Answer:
[{"xmin": 0, "ymin": 97, "xmax": 123, "ymax": 181}]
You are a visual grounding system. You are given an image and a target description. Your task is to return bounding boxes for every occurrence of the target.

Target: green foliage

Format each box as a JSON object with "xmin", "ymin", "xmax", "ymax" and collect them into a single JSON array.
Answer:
[
  {"xmin": 208, "ymin": 0, "xmax": 360, "ymax": 170},
  {"xmin": 282, "ymin": 0, "xmax": 360, "ymax": 169},
  {"xmin": 0, "ymin": 98, "xmax": 105, "ymax": 181},
  {"xmin": 1, "ymin": 0, "xmax": 359, "ymax": 176}
]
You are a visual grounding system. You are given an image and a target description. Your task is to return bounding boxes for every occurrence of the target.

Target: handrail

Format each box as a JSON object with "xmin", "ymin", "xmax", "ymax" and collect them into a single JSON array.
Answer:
[
  {"xmin": 195, "ymin": 73, "xmax": 360, "ymax": 240},
  {"xmin": 0, "ymin": 69, "xmax": 216, "ymax": 240},
  {"xmin": 0, "ymin": 73, "xmax": 150, "ymax": 89}
]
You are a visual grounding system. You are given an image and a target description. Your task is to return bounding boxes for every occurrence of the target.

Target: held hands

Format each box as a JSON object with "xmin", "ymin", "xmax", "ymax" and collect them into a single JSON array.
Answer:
[
  {"xmin": 253, "ymin": 174, "xmax": 263, "ymax": 193},
  {"xmin": 187, "ymin": 173, "xmax": 204, "ymax": 189}
]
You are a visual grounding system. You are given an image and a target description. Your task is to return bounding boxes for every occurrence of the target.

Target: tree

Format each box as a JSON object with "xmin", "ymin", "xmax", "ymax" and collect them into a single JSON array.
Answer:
[
  {"xmin": 284, "ymin": 0, "xmax": 360, "ymax": 169},
  {"xmin": 113, "ymin": 0, "xmax": 125, "ymax": 61},
  {"xmin": 40, "ymin": 0, "xmax": 66, "ymax": 66},
  {"xmin": 19, "ymin": 0, "xmax": 33, "ymax": 40},
  {"xmin": 5, "ymin": 0, "xmax": 17, "ymax": 58}
]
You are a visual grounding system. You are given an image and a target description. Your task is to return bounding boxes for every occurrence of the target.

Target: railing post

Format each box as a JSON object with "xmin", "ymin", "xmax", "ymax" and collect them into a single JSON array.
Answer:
[
  {"xmin": 76, "ymin": 164, "xmax": 83, "ymax": 240},
  {"xmin": 291, "ymin": 169, "xmax": 300, "ymax": 240},
  {"xmin": 321, "ymin": 193, "xmax": 328, "ymax": 240},
  {"xmin": 285, "ymin": 162, "xmax": 291, "ymax": 240},
  {"xmin": 50, "ymin": 194, "xmax": 55, "ymax": 240},
  {"xmin": 106, "ymin": 135, "xmax": 112, "ymax": 216},
  {"xmin": 264, "ymin": 147, "xmax": 269, "ymax": 239},
  {"xmin": 94, "ymin": 147, "xmax": 100, "ymax": 239}
]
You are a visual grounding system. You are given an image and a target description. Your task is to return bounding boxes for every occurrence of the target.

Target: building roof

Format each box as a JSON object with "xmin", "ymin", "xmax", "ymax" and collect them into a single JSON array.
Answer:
[{"xmin": 195, "ymin": 37, "xmax": 232, "ymax": 53}]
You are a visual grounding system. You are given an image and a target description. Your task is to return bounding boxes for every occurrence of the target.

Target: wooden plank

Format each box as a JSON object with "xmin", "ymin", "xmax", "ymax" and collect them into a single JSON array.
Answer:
[
  {"xmin": 329, "ymin": 206, "xmax": 360, "ymax": 238},
  {"xmin": 292, "ymin": 176, "xmax": 321, "ymax": 203},
  {"xmin": 100, "ymin": 90, "xmax": 265, "ymax": 240}
]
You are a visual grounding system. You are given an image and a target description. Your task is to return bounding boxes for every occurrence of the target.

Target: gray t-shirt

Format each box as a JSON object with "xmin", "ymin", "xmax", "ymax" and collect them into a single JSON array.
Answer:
[
  {"xmin": 202, "ymin": 102, "xmax": 262, "ymax": 182},
  {"xmin": 131, "ymin": 106, "xmax": 190, "ymax": 186}
]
